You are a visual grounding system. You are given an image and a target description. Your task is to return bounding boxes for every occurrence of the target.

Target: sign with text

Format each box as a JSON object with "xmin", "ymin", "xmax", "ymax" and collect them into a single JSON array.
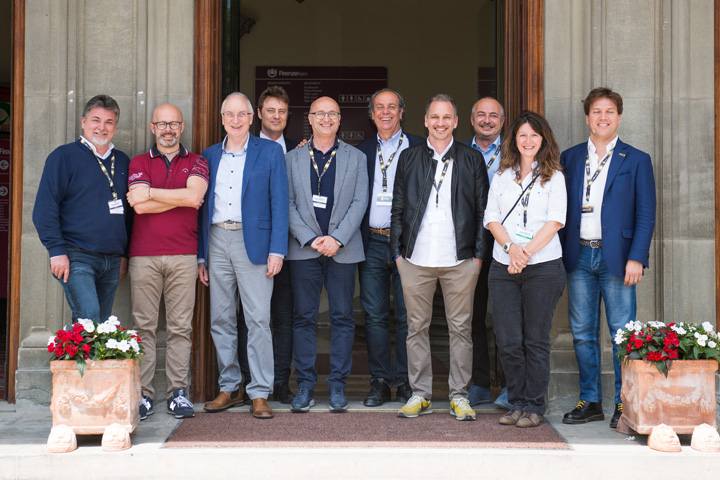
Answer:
[{"xmin": 255, "ymin": 66, "xmax": 386, "ymax": 146}]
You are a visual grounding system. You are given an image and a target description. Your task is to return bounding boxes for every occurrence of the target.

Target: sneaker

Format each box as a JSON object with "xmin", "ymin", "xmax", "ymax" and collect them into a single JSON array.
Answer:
[
  {"xmin": 398, "ymin": 395, "xmax": 432, "ymax": 418},
  {"xmin": 467, "ymin": 383, "xmax": 492, "ymax": 406},
  {"xmin": 396, "ymin": 379, "xmax": 413, "ymax": 403},
  {"xmin": 291, "ymin": 387, "xmax": 315, "ymax": 413},
  {"xmin": 499, "ymin": 409, "xmax": 522, "ymax": 425},
  {"xmin": 139, "ymin": 396, "xmax": 153, "ymax": 421},
  {"xmin": 494, "ymin": 388, "xmax": 511, "ymax": 410},
  {"xmin": 516, "ymin": 412, "xmax": 543, "ymax": 428},
  {"xmin": 449, "ymin": 398, "xmax": 477, "ymax": 421},
  {"xmin": 363, "ymin": 379, "xmax": 391, "ymax": 407},
  {"xmin": 329, "ymin": 387, "xmax": 349, "ymax": 413},
  {"xmin": 167, "ymin": 389, "xmax": 195, "ymax": 419}
]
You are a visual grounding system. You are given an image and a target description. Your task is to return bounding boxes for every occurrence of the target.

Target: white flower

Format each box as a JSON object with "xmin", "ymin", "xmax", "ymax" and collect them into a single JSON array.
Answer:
[
  {"xmin": 48, "ymin": 336, "xmax": 56, "ymax": 346},
  {"xmin": 107, "ymin": 315, "xmax": 120, "ymax": 326},
  {"xmin": 708, "ymin": 340, "xmax": 717, "ymax": 349},
  {"xmin": 106, "ymin": 338, "xmax": 119, "ymax": 349},
  {"xmin": 78, "ymin": 318, "xmax": 95, "ymax": 333},
  {"xmin": 614, "ymin": 330, "xmax": 625, "ymax": 345},
  {"xmin": 697, "ymin": 335, "xmax": 708, "ymax": 347},
  {"xmin": 624, "ymin": 321, "xmax": 644, "ymax": 332},
  {"xmin": 96, "ymin": 322, "xmax": 114, "ymax": 334},
  {"xmin": 671, "ymin": 325, "xmax": 687, "ymax": 335},
  {"xmin": 116, "ymin": 340, "xmax": 131, "ymax": 352},
  {"xmin": 648, "ymin": 321, "xmax": 666, "ymax": 328},
  {"xmin": 702, "ymin": 322, "xmax": 715, "ymax": 333},
  {"xmin": 129, "ymin": 338, "xmax": 140, "ymax": 354},
  {"xmin": 127, "ymin": 330, "xmax": 138, "ymax": 337}
]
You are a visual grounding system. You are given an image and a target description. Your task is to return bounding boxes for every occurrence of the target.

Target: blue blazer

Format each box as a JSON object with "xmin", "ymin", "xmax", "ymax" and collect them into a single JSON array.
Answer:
[
  {"xmin": 357, "ymin": 131, "xmax": 424, "ymax": 250},
  {"xmin": 559, "ymin": 139, "xmax": 656, "ymax": 277},
  {"xmin": 198, "ymin": 134, "xmax": 289, "ymax": 266}
]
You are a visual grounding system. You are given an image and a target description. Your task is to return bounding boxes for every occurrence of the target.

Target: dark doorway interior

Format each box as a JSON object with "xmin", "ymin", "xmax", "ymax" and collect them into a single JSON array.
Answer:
[{"xmin": 0, "ymin": 0, "xmax": 11, "ymax": 401}]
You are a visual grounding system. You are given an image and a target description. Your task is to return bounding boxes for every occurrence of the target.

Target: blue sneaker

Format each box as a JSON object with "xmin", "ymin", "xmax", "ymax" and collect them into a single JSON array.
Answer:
[
  {"xmin": 139, "ymin": 396, "xmax": 153, "ymax": 421},
  {"xmin": 328, "ymin": 387, "xmax": 348, "ymax": 413},
  {"xmin": 291, "ymin": 387, "xmax": 315, "ymax": 413},
  {"xmin": 494, "ymin": 388, "xmax": 511, "ymax": 410},
  {"xmin": 167, "ymin": 389, "xmax": 195, "ymax": 419},
  {"xmin": 467, "ymin": 383, "xmax": 492, "ymax": 406}
]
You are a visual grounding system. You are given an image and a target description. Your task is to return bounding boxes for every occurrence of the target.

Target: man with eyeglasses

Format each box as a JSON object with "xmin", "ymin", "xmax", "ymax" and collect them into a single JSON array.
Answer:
[
  {"xmin": 464, "ymin": 97, "xmax": 510, "ymax": 410},
  {"xmin": 198, "ymin": 92, "xmax": 289, "ymax": 420},
  {"xmin": 33, "ymin": 95, "xmax": 131, "ymax": 323},
  {"xmin": 356, "ymin": 89, "xmax": 423, "ymax": 407},
  {"xmin": 285, "ymin": 96, "xmax": 367, "ymax": 413},
  {"xmin": 125, "ymin": 104, "xmax": 209, "ymax": 420}
]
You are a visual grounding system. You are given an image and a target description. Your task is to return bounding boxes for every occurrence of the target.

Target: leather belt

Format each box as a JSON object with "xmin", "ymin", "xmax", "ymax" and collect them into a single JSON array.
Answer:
[
  {"xmin": 214, "ymin": 221, "xmax": 243, "ymax": 231},
  {"xmin": 580, "ymin": 238, "xmax": 602, "ymax": 248},
  {"xmin": 369, "ymin": 228, "xmax": 391, "ymax": 237}
]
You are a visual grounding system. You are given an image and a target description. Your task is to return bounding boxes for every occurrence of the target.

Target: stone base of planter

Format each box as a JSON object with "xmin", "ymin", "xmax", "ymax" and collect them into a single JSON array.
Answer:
[{"xmin": 620, "ymin": 359, "xmax": 718, "ymax": 434}]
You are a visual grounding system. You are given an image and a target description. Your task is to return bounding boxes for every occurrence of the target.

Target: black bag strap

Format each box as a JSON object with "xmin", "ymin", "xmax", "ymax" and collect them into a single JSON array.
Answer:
[{"xmin": 501, "ymin": 172, "xmax": 540, "ymax": 225}]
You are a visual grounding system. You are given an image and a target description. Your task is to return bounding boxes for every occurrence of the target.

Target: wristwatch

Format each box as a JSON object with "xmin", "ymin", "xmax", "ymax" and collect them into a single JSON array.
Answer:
[{"xmin": 503, "ymin": 241, "xmax": 513, "ymax": 254}]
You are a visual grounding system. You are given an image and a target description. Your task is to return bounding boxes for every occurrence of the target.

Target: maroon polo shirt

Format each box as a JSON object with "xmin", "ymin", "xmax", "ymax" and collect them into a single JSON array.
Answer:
[{"xmin": 128, "ymin": 144, "xmax": 209, "ymax": 257}]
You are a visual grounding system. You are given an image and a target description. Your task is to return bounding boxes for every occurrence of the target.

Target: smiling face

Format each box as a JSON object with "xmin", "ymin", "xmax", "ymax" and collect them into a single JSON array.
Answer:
[
  {"xmin": 222, "ymin": 94, "xmax": 254, "ymax": 143},
  {"xmin": 425, "ymin": 100, "xmax": 458, "ymax": 149},
  {"xmin": 371, "ymin": 91, "xmax": 403, "ymax": 140},
  {"xmin": 308, "ymin": 96, "xmax": 341, "ymax": 141},
  {"xmin": 258, "ymin": 97, "xmax": 289, "ymax": 139},
  {"xmin": 585, "ymin": 97, "xmax": 621, "ymax": 144},
  {"xmin": 81, "ymin": 107, "xmax": 117, "ymax": 152},
  {"xmin": 515, "ymin": 122, "xmax": 543, "ymax": 161},
  {"xmin": 150, "ymin": 104, "xmax": 184, "ymax": 150},
  {"xmin": 470, "ymin": 98, "xmax": 504, "ymax": 145}
]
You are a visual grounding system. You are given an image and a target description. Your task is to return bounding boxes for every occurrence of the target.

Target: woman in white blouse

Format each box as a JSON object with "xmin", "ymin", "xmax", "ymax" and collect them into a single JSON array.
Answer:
[{"xmin": 484, "ymin": 110, "xmax": 567, "ymax": 428}]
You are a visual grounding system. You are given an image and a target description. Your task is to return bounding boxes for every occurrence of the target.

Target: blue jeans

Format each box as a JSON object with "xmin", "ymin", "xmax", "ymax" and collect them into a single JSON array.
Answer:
[
  {"xmin": 567, "ymin": 245, "xmax": 636, "ymax": 404},
  {"xmin": 291, "ymin": 256, "xmax": 356, "ymax": 390},
  {"xmin": 58, "ymin": 248, "xmax": 122, "ymax": 322},
  {"xmin": 358, "ymin": 233, "xmax": 408, "ymax": 386}
]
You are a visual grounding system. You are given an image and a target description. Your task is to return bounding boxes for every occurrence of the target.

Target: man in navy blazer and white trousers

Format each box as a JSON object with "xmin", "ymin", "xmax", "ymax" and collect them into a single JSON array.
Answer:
[
  {"xmin": 559, "ymin": 87, "xmax": 656, "ymax": 429},
  {"xmin": 197, "ymin": 92, "xmax": 289, "ymax": 419}
]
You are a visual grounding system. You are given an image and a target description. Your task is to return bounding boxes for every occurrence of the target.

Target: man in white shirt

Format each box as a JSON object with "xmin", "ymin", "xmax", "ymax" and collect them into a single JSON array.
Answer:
[{"xmin": 390, "ymin": 94, "xmax": 490, "ymax": 421}]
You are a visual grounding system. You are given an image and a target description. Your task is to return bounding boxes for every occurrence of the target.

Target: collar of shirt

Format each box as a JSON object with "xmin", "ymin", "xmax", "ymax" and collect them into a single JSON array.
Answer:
[
  {"xmin": 221, "ymin": 135, "xmax": 248, "ymax": 156},
  {"xmin": 587, "ymin": 135, "xmax": 619, "ymax": 163},
  {"xmin": 377, "ymin": 129, "xmax": 403, "ymax": 149},
  {"xmin": 472, "ymin": 135, "xmax": 502, "ymax": 155},
  {"xmin": 80, "ymin": 135, "xmax": 115, "ymax": 160},
  {"xmin": 150, "ymin": 143, "xmax": 189, "ymax": 159},
  {"xmin": 310, "ymin": 137, "xmax": 339, "ymax": 156},
  {"xmin": 427, "ymin": 137, "xmax": 454, "ymax": 160},
  {"xmin": 259, "ymin": 131, "xmax": 287, "ymax": 153}
]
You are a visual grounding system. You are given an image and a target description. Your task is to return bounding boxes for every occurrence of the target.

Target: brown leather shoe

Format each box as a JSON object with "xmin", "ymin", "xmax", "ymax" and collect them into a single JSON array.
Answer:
[
  {"xmin": 250, "ymin": 398, "xmax": 274, "ymax": 419},
  {"xmin": 203, "ymin": 390, "xmax": 244, "ymax": 412}
]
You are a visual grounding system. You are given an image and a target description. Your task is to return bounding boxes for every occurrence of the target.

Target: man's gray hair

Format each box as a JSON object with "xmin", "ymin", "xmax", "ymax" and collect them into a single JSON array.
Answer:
[
  {"xmin": 221, "ymin": 92, "xmax": 253, "ymax": 113},
  {"xmin": 368, "ymin": 88, "xmax": 405, "ymax": 120},
  {"xmin": 425, "ymin": 94, "xmax": 457, "ymax": 116},
  {"xmin": 82, "ymin": 95, "xmax": 120, "ymax": 122},
  {"xmin": 471, "ymin": 97, "xmax": 505, "ymax": 119}
]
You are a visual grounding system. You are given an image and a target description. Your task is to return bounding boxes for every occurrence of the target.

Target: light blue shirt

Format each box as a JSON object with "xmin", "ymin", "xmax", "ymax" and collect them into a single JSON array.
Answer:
[
  {"xmin": 471, "ymin": 135, "xmax": 502, "ymax": 184},
  {"xmin": 211, "ymin": 136, "xmax": 247, "ymax": 224},
  {"xmin": 369, "ymin": 129, "xmax": 410, "ymax": 229}
]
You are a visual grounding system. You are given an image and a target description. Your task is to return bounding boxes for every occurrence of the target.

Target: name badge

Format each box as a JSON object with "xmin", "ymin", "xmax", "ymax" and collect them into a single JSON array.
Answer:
[
  {"xmin": 582, "ymin": 205, "xmax": 594, "ymax": 217},
  {"xmin": 313, "ymin": 195, "xmax": 328, "ymax": 209},
  {"xmin": 108, "ymin": 199, "xmax": 124, "ymax": 215},
  {"xmin": 515, "ymin": 228, "xmax": 533, "ymax": 246},
  {"xmin": 376, "ymin": 193, "xmax": 393, "ymax": 206},
  {"xmin": 427, "ymin": 208, "xmax": 446, "ymax": 224}
]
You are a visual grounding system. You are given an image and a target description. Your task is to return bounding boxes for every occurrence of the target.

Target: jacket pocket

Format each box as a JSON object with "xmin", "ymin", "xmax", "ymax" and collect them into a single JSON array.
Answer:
[{"xmin": 622, "ymin": 228, "xmax": 634, "ymax": 239}]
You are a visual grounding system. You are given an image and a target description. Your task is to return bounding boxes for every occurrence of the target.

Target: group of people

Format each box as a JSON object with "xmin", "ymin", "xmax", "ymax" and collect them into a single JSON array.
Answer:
[{"xmin": 33, "ymin": 84, "xmax": 655, "ymax": 430}]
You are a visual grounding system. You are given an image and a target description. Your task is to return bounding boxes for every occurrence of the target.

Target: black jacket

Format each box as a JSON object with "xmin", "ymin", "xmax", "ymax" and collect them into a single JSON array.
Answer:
[{"xmin": 390, "ymin": 140, "xmax": 490, "ymax": 262}]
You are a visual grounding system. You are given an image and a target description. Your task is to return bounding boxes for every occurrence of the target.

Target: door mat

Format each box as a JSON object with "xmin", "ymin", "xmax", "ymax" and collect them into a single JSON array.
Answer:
[{"xmin": 164, "ymin": 411, "xmax": 569, "ymax": 449}]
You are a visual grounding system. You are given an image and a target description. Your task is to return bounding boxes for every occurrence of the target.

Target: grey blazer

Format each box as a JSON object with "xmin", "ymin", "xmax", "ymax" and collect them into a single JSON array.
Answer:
[{"xmin": 285, "ymin": 139, "xmax": 368, "ymax": 263}]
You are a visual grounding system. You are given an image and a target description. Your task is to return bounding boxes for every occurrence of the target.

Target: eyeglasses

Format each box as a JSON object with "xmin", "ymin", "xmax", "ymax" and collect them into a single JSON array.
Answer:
[
  {"xmin": 152, "ymin": 121, "xmax": 182, "ymax": 130},
  {"xmin": 309, "ymin": 111, "xmax": 340, "ymax": 120},
  {"xmin": 222, "ymin": 112, "xmax": 252, "ymax": 120}
]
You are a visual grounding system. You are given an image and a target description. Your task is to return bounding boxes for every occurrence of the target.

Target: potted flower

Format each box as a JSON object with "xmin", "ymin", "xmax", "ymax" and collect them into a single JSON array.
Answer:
[
  {"xmin": 614, "ymin": 321, "xmax": 719, "ymax": 434},
  {"xmin": 47, "ymin": 316, "xmax": 144, "ymax": 452}
]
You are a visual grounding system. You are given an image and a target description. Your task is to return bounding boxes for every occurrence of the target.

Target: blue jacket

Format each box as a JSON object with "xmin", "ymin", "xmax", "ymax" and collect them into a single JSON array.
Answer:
[
  {"xmin": 559, "ymin": 139, "xmax": 656, "ymax": 276},
  {"xmin": 198, "ymin": 134, "xmax": 289, "ymax": 266},
  {"xmin": 33, "ymin": 139, "xmax": 131, "ymax": 257}
]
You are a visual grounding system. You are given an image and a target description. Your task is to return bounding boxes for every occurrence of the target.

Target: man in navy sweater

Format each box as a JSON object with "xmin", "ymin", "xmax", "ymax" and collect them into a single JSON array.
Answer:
[{"xmin": 33, "ymin": 95, "xmax": 131, "ymax": 323}]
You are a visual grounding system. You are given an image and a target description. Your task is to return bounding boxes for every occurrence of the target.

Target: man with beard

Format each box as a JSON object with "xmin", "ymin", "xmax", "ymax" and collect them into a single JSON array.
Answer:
[
  {"xmin": 33, "ymin": 95, "xmax": 131, "ymax": 323},
  {"xmin": 126, "ymin": 104, "xmax": 209, "ymax": 420}
]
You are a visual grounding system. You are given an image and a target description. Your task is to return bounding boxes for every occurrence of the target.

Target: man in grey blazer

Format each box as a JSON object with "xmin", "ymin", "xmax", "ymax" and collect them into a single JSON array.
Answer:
[{"xmin": 285, "ymin": 96, "xmax": 368, "ymax": 413}]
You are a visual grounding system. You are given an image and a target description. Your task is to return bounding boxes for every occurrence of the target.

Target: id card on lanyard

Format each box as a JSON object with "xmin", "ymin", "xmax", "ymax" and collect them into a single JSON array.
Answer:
[{"xmin": 81, "ymin": 138, "xmax": 123, "ymax": 215}]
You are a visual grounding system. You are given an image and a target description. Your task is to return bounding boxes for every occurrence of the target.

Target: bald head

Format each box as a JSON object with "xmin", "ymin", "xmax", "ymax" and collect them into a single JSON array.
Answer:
[
  {"xmin": 150, "ymin": 103, "xmax": 184, "ymax": 151},
  {"xmin": 152, "ymin": 104, "xmax": 183, "ymax": 123}
]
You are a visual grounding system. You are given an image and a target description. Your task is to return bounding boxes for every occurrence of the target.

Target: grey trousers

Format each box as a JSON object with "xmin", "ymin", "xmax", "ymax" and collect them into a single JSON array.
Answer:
[
  {"xmin": 397, "ymin": 257, "xmax": 479, "ymax": 400},
  {"xmin": 208, "ymin": 225, "xmax": 274, "ymax": 399}
]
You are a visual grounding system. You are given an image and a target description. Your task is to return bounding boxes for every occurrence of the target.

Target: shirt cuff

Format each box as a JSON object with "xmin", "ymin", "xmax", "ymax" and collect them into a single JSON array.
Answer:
[{"xmin": 269, "ymin": 253, "xmax": 285, "ymax": 259}]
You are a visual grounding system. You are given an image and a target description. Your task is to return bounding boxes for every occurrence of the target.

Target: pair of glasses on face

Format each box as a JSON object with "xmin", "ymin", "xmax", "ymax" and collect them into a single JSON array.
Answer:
[
  {"xmin": 222, "ymin": 112, "xmax": 252, "ymax": 120},
  {"xmin": 309, "ymin": 111, "xmax": 340, "ymax": 120},
  {"xmin": 151, "ymin": 121, "xmax": 182, "ymax": 130}
]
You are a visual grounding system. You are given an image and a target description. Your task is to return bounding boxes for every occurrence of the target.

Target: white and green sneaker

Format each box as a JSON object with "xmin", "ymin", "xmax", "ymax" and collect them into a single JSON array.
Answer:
[
  {"xmin": 398, "ymin": 395, "xmax": 432, "ymax": 418},
  {"xmin": 450, "ymin": 398, "xmax": 476, "ymax": 421}
]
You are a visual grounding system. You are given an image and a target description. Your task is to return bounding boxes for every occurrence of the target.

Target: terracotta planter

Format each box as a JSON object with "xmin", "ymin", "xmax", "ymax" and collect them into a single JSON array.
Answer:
[
  {"xmin": 620, "ymin": 359, "xmax": 718, "ymax": 434},
  {"xmin": 49, "ymin": 359, "xmax": 141, "ymax": 451}
]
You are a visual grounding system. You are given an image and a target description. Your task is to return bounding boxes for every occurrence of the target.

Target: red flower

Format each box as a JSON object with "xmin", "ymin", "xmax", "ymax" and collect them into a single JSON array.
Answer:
[
  {"xmin": 82, "ymin": 344, "xmax": 91, "ymax": 353},
  {"xmin": 646, "ymin": 351, "xmax": 663, "ymax": 361},
  {"xmin": 47, "ymin": 344, "xmax": 54, "ymax": 353},
  {"xmin": 667, "ymin": 349, "xmax": 679, "ymax": 359},
  {"xmin": 72, "ymin": 323, "xmax": 84, "ymax": 334},
  {"xmin": 634, "ymin": 338, "xmax": 644, "ymax": 348}
]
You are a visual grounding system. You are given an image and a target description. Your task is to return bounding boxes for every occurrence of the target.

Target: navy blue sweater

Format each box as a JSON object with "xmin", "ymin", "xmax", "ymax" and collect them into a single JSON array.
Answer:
[{"xmin": 33, "ymin": 139, "xmax": 132, "ymax": 257}]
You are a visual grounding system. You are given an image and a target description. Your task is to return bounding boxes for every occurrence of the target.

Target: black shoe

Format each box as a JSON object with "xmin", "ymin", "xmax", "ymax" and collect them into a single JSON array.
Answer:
[
  {"xmin": 396, "ymin": 379, "xmax": 413, "ymax": 404},
  {"xmin": 273, "ymin": 382, "xmax": 295, "ymax": 404},
  {"xmin": 242, "ymin": 380, "xmax": 251, "ymax": 404},
  {"xmin": 610, "ymin": 403, "xmax": 623, "ymax": 429},
  {"xmin": 363, "ymin": 379, "xmax": 391, "ymax": 407},
  {"xmin": 562, "ymin": 400, "xmax": 605, "ymax": 424}
]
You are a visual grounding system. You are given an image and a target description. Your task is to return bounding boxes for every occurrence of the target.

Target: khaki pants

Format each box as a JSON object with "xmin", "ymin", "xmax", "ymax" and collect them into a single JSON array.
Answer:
[
  {"xmin": 129, "ymin": 254, "xmax": 197, "ymax": 399},
  {"xmin": 397, "ymin": 257, "xmax": 479, "ymax": 400}
]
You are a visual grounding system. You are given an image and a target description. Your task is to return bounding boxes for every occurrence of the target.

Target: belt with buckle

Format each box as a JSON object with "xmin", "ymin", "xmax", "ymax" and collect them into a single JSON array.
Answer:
[
  {"xmin": 215, "ymin": 221, "xmax": 243, "ymax": 231},
  {"xmin": 580, "ymin": 238, "xmax": 602, "ymax": 248},
  {"xmin": 369, "ymin": 228, "xmax": 391, "ymax": 237}
]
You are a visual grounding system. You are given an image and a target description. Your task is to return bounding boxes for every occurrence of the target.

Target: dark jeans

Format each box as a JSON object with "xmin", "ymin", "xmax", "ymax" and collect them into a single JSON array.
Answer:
[
  {"xmin": 358, "ymin": 233, "xmax": 408, "ymax": 386},
  {"xmin": 290, "ymin": 256, "xmax": 356, "ymax": 390},
  {"xmin": 237, "ymin": 261, "xmax": 294, "ymax": 385},
  {"xmin": 58, "ymin": 248, "xmax": 122, "ymax": 323},
  {"xmin": 488, "ymin": 258, "xmax": 566, "ymax": 415}
]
